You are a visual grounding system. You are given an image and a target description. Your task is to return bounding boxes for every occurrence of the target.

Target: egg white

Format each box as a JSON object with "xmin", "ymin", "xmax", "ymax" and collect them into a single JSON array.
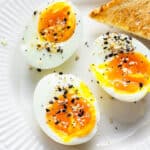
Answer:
[
  {"xmin": 21, "ymin": 0, "xmax": 82, "ymax": 69},
  {"xmin": 91, "ymin": 32, "xmax": 150, "ymax": 102},
  {"xmin": 33, "ymin": 73, "xmax": 100, "ymax": 145}
]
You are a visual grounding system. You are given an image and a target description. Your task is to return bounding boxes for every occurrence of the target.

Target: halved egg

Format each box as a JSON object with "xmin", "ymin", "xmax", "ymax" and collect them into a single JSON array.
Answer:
[
  {"xmin": 21, "ymin": 0, "xmax": 82, "ymax": 69},
  {"xmin": 33, "ymin": 73, "xmax": 99, "ymax": 145},
  {"xmin": 90, "ymin": 32, "xmax": 150, "ymax": 102}
]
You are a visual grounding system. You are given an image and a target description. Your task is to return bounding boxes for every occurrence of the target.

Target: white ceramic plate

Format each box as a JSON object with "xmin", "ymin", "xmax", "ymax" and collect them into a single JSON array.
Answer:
[{"xmin": 0, "ymin": 0, "xmax": 150, "ymax": 150}]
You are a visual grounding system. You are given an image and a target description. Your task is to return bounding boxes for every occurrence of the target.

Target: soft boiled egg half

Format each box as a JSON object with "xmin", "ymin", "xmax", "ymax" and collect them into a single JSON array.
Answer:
[
  {"xmin": 21, "ymin": 0, "xmax": 82, "ymax": 69},
  {"xmin": 33, "ymin": 73, "xmax": 99, "ymax": 145},
  {"xmin": 90, "ymin": 32, "xmax": 150, "ymax": 102}
]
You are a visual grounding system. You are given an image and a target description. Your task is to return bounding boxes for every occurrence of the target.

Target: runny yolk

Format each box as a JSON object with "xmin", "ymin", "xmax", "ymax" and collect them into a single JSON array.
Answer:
[
  {"xmin": 106, "ymin": 52, "xmax": 150, "ymax": 93},
  {"xmin": 46, "ymin": 91, "xmax": 96, "ymax": 142},
  {"xmin": 38, "ymin": 2, "xmax": 76, "ymax": 43}
]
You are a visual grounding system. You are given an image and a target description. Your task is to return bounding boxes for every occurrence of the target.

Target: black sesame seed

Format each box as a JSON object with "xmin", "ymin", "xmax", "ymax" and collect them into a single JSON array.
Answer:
[
  {"xmin": 49, "ymin": 101, "xmax": 53, "ymax": 104},
  {"xmin": 78, "ymin": 109, "xmax": 84, "ymax": 117},
  {"xmin": 63, "ymin": 18, "xmax": 67, "ymax": 22},
  {"xmin": 62, "ymin": 109, "xmax": 66, "ymax": 112},
  {"xmin": 40, "ymin": 31, "xmax": 45, "ymax": 35},
  {"xmin": 53, "ymin": 33, "xmax": 57, "ymax": 36},
  {"xmin": 105, "ymin": 55, "xmax": 108, "ymax": 59},
  {"xmin": 37, "ymin": 68, "xmax": 42, "ymax": 72},
  {"xmin": 106, "ymin": 32, "xmax": 109, "ymax": 35},
  {"xmin": 126, "ymin": 40, "xmax": 130, "ymax": 44},
  {"xmin": 67, "ymin": 26, "xmax": 71, "ymax": 29},
  {"xmin": 56, "ymin": 110, "xmax": 61, "ymax": 114},
  {"xmin": 63, "ymin": 104, "xmax": 67, "ymax": 109},
  {"xmin": 63, "ymin": 95, "xmax": 67, "ymax": 98},
  {"xmin": 58, "ymin": 87, "xmax": 62, "ymax": 91},
  {"xmin": 104, "ymin": 47, "xmax": 107, "ymax": 49},
  {"xmin": 129, "ymin": 36, "xmax": 132, "ymax": 40},
  {"xmin": 139, "ymin": 82, "xmax": 143, "ymax": 88},
  {"xmin": 33, "ymin": 11, "xmax": 37, "ymax": 15},
  {"xmin": 46, "ymin": 47, "xmax": 50, "ymax": 52},
  {"xmin": 123, "ymin": 59, "xmax": 128, "ymax": 63},
  {"xmin": 119, "ymin": 51, "xmax": 124, "ymax": 54},
  {"xmin": 59, "ymin": 72, "xmax": 63, "ymax": 75},
  {"xmin": 118, "ymin": 64, "xmax": 122, "ymax": 68},
  {"xmin": 38, "ymin": 44, "xmax": 41, "ymax": 47},
  {"xmin": 55, "ymin": 120, "xmax": 60, "ymax": 125},
  {"xmin": 64, "ymin": 89, "xmax": 68, "ymax": 95},
  {"xmin": 85, "ymin": 42, "xmax": 88, "ymax": 45},
  {"xmin": 97, "ymin": 81, "xmax": 100, "ymax": 84},
  {"xmin": 68, "ymin": 84, "xmax": 73, "ymax": 88},
  {"xmin": 71, "ymin": 99, "xmax": 75, "ymax": 103},
  {"xmin": 126, "ymin": 80, "xmax": 130, "ymax": 83},
  {"xmin": 46, "ymin": 108, "xmax": 50, "ymax": 112},
  {"xmin": 108, "ymin": 53, "xmax": 113, "ymax": 57},
  {"xmin": 67, "ymin": 11, "xmax": 70, "ymax": 15},
  {"xmin": 104, "ymin": 41, "xmax": 108, "ymax": 45},
  {"xmin": 67, "ymin": 113, "xmax": 71, "ymax": 117},
  {"xmin": 54, "ymin": 96, "xmax": 58, "ymax": 100},
  {"xmin": 114, "ymin": 36, "xmax": 117, "ymax": 39}
]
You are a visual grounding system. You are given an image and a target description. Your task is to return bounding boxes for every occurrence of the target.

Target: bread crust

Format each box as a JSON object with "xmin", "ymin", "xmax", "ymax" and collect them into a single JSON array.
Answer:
[{"xmin": 90, "ymin": 0, "xmax": 150, "ymax": 40}]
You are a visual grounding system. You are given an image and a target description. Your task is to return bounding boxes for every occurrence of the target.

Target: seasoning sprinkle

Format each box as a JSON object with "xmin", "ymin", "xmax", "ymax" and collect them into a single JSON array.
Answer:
[
  {"xmin": 46, "ymin": 108, "xmax": 50, "ymax": 112},
  {"xmin": 56, "ymin": 110, "xmax": 61, "ymax": 114},
  {"xmin": 68, "ymin": 84, "xmax": 73, "ymax": 88},
  {"xmin": 139, "ymin": 82, "xmax": 143, "ymax": 88},
  {"xmin": 54, "ymin": 96, "xmax": 58, "ymax": 100},
  {"xmin": 49, "ymin": 101, "xmax": 53, "ymax": 104},
  {"xmin": 78, "ymin": 109, "xmax": 84, "ymax": 117},
  {"xmin": 33, "ymin": 10, "xmax": 37, "ymax": 16},
  {"xmin": 55, "ymin": 120, "xmax": 60, "ymax": 125},
  {"xmin": 37, "ymin": 68, "xmax": 42, "ymax": 72},
  {"xmin": 67, "ymin": 113, "xmax": 71, "ymax": 117},
  {"xmin": 71, "ymin": 98, "xmax": 75, "ymax": 103}
]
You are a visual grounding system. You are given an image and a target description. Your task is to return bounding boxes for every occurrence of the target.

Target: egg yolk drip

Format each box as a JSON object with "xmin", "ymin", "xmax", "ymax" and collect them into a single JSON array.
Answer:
[
  {"xmin": 38, "ymin": 2, "xmax": 76, "ymax": 43},
  {"xmin": 45, "ymin": 82, "xmax": 96, "ymax": 142},
  {"xmin": 91, "ymin": 52, "xmax": 150, "ymax": 94}
]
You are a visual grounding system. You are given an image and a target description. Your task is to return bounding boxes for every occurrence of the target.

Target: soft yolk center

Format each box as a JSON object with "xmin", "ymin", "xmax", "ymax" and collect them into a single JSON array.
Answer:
[
  {"xmin": 38, "ymin": 2, "xmax": 76, "ymax": 43},
  {"xmin": 106, "ymin": 52, "xmax": 150, "ymax": 93},
  {"xmin": 46, "ymin": 91, "xmax": 96, "ymax": 142}
]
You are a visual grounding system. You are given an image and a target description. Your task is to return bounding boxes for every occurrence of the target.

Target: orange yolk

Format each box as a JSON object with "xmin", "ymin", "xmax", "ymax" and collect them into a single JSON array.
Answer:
[
  {"xmin": 38, "ymin": 2, "xmax": 76, "ymax": 43},
  {"xmin": 105, "ymin": 52, "xmax": 150, "ymax": 93},
  {"xmin": 46, "ymin": 92, "xmax": 96, "ymax": 142}
]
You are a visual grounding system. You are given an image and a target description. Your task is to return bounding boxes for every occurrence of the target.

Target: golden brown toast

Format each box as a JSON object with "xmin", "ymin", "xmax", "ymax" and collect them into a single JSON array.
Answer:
[{"xmin": 90, "ymin": 0, "xmax": 150, "ymax": 40}]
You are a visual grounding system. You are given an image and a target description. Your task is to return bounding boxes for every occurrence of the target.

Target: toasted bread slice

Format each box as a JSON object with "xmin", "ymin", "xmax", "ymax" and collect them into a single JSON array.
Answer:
[{"xmin": 90, "ymin": 0, "xmax": 150, "ymax": 40}]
